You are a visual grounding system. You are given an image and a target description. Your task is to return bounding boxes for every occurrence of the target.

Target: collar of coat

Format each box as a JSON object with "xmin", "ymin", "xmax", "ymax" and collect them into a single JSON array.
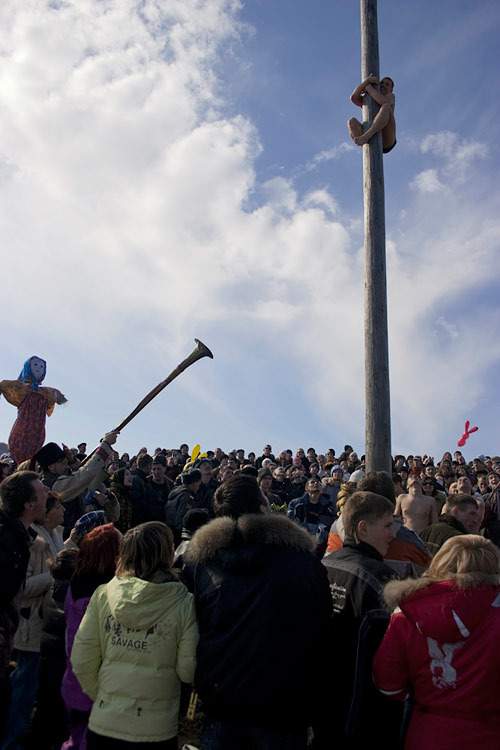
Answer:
[
  {"xmin": 186, "ymin": 513, "xmax": 314, "ymax": 565},
  {"xmin": 0, "ymin": 510, "xmax": 34, "ymax": 542},
  {"xmin": 439, "ymin": 514, "xmax": 468, "ymax": 533},
  {"xmin": 342, "ymin": 537, "xmax": 385, "ymax": 562}
]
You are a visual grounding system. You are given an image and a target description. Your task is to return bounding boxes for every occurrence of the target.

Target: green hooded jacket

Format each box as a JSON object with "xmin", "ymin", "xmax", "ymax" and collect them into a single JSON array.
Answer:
[{"xmin": 71, "ymin": 575, "xmax": 198, "ymax": 742}]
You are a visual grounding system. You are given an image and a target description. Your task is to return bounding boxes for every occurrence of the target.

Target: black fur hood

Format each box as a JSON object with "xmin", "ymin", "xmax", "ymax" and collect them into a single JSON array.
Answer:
[{"xmin": 186, "ymin": 512, "xmax": 313, "ymax": 569}]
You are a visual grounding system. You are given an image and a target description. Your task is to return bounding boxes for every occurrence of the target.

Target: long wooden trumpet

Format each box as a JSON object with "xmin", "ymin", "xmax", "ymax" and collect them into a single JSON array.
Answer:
[
  {"xmin": 113, "ymin": 338, "xmax": 213, "ymax": 433},
  {"xmin": 78, "ymin": 339, "xmax": 213, "ymax": 467}
]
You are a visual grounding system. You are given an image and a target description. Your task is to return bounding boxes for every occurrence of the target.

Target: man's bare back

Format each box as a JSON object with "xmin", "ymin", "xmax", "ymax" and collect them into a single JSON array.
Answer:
[
  {"xmin": 395, "ymin": 478, "xmax": 438, "ymax": 534},
  {"xmin": 348, "ymin": 75, "xmax": 396, "ymax": 153},
  {"xmin": 395, "ymin": 492, "xmax": 437, "ymax": 534}
]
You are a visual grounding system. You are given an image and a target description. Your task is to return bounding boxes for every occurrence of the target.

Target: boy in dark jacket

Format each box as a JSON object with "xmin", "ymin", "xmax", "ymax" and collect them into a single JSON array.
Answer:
[{"xmin": 321, "ymin": 491, "xmax": 400, "ymax": 749}]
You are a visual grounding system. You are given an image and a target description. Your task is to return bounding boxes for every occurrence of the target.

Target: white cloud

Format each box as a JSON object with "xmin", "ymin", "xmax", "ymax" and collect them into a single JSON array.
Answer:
[
  {"xmin": 301, "ymin": 189, "xmax": 339, "ymax": 216},
  {"xmin": 435, "ymin": 317, "xmax": 459, "ymax": 340},
  {"xmin": 421, "ymin": 131, "xmax": 458, "ymax": 158},
  {"xmin": 417, "ymin": 130, "xmax": 488, "ymax": 186},
  {"xmin": 410, "ymin": 169, "xmax": 446, "ymax": 193},
  {"xmin": 305, "ymin": 142, "xmax": 354, "ymax": 171}
]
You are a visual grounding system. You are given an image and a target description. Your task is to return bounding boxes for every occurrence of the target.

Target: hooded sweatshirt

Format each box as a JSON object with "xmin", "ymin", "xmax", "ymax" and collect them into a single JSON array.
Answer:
[
  {"xmin": 373, "ymin": 579, "xmax": 500, "ymax": 750},
  {"xmin": 71, "ymin": 575, "xmax": 198, "ymax": 743}
]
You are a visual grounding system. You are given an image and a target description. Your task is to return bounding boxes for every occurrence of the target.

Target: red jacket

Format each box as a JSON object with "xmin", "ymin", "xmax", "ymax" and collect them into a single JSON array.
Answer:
[{"xmin": 373, "ymin": 580, "xmax": 500, "ymax": 749}]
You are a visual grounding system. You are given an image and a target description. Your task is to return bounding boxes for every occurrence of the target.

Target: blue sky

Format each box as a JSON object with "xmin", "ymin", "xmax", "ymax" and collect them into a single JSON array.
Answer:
[{"xmin": 1, "ymin": 0, "xmax": 499, "ymax": 461}]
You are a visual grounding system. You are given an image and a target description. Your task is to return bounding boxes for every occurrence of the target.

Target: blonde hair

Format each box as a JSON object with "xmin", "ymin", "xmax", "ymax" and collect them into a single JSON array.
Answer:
[
  {"xmin": 336, "ymin": 484, "xmax": 353, "ymax": 513},
  {"xmin": 427, "ymin": 535, "xmax": 500, "ymax": 588},
  {"xmin": 116, "ymin": 521, "xmax": 175, "ymax": 581},
  {"xmin": 383, "ymin": 534, "xmax": 500, "ymax": 610}
]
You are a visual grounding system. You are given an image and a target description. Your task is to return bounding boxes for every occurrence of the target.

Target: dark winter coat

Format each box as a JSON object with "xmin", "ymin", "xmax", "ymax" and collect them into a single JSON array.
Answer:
[
  {"xmin": 285, "ymin": 479, "xmax": 306, "ymax": 501},
  {"xmin": 40, "ymin": 577, "xmax": 68, "ymax": 663},
  {"xmin": 28, "ymin": 576, "xmax": 72, "ymax": 748},
  {"xmin": 146, "ymin": 478, "xmax": 173, "ymax": 523},
  {"xmin": 287, "ymin": 492, "xmax": 336, "ymax": 535},
  {"xmin": 270, "ymin": 479, "xmax": 288, "ymax": 504},
  {"xmin": 0, "ymin": 510, "xmax": 33, "ymax": 678},
  {"xmin": 323, "ymin": 538, "xmax": 395, "ymax": 630},
  {"xmin": 197, "ymin": 480, "xmax": 217, "ymax": 516},
  {"xmin": 322, "ymin": 540, "xmax": 400, "ymax": 747},
  {"xmin": 420, "ymin": 515, "xmax": 467, "ymax": 556},
  {"xmin": 130, "ymin": 468, "xmax": 150, "ymax": 526},
  {"xmin": 165, "ymin": 485, "xmax": 202, "ymax": 544},
  {"xmin": 484, "ymin": 486, "xmax": 500, "ymax": 546},
  {"xmin": 185, "ymin": 513, "xmax": 332, "ymax": 728}
]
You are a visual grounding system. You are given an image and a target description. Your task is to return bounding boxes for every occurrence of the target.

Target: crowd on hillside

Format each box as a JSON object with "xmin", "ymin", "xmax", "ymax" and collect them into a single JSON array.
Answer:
[{"xmin": 0, "ymin": 435, "xmax": 499, "ymax": 750}]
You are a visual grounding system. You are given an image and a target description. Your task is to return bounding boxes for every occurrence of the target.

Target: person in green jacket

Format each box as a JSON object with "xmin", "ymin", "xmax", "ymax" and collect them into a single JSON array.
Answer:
[
  {"xmin": 420, "ymin": 494, "xmax": 479, "ymax": 556},
  {"xmin": 71, "ymin": 522, "xmax": 199, "ymax": 749}
]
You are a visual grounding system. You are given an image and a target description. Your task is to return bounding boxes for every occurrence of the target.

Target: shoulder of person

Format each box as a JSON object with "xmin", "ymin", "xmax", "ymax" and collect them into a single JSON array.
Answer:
[
  {"xmin": 186, "ymin": 513, "xmax": 313, "ymax": 565},
  {"xmin": 31, "ymin": 535, "xmax": 50, "ymax": 552}
]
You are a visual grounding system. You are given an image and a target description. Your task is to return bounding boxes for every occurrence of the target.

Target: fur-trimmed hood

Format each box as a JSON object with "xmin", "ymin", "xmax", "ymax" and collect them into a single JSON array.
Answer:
[
  {"xmin": 383, "ymin": 576, "xmax": 500, "ymax": 643},
  {"xmin": 186, "ymin": 513, "xmax": 314, "ymax": 568},
  {"xmin": 383, "ymin": 572, "xmax": 500, "ymax": 611}
]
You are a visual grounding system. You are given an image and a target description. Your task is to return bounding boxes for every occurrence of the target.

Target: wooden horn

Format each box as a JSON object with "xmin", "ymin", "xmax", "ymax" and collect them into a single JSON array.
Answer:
[{"xmin": 113, "ymin": 339, "xmax": 214, "ymax": 433}]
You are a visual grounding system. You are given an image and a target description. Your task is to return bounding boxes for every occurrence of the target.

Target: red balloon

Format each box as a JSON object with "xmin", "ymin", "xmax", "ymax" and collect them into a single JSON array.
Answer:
[{"xmin": 457, "ymin": 420, "xmax": 478, "ymax": 447}]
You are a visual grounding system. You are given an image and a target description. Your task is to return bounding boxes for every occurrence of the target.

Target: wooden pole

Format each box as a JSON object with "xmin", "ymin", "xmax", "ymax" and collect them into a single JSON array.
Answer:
[{"xmin": 360, "ymin": 0, "xmax": 392, "ymax": 473}]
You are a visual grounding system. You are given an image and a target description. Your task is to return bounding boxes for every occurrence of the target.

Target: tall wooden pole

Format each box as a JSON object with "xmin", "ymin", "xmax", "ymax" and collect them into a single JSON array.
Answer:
[{"xmin": 360, "ymin": 0, "xmax": 392, "ymax": 473}]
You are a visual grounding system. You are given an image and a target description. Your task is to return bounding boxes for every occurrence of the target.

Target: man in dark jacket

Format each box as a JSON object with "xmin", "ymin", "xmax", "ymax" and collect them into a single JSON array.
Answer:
[
  {"xmin": 185, "ymin": 475, "xmax": 332, "ymax": 749},
  {"xmin": 165, "ymin": 469, "xmax": 202, "ymax": 545},
  {"xmin": 420, "ymin": 494, "xmax": 479, "ymax": 555},
  {"xmin": 483, "ymin": 472, "xmax": 500, "ymax": 546},
  {"xmin": 255, "ymin": 444, "xmax": 275, "ymax": 469},
  {"xmin": 321, "ymin": 491, "xmax": 399, "ymax": 748},
  {"xmin": 130, "ymin": 453, "xmax": 153, "ymax": 526},
  {"xmin": 196, "ymin": 459, "xmax": 217, "ymax": 514},
  {"xmin": 271, "ymin": 466, "xmax": 288, "ymax": 504},
  {"xmin": 0, "ymin": 472, "xmax": 49, "ymax": 734},
  {"xmin": 287, "ymin": 477, "xmax": 336, "ymax": 541},
  {"xmin": 286, "ymin": 466, "xmax": 306, "ymax": 501},
  {"xmin": 146, "ymin": 455, "xmax": 173, "ymax": 522}
]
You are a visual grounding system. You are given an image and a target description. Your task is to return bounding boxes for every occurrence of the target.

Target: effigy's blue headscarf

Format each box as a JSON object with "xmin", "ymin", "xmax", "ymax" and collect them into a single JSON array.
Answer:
[{"xmin": 18, "ymin": 356, "xmax": 46, "ymax": 390}]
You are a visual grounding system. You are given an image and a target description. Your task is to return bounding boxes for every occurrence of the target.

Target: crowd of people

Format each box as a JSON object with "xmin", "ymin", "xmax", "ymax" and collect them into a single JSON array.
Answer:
[{"xmin": 0, "ymin": 435, "xmax": 499, "ymax": 750}]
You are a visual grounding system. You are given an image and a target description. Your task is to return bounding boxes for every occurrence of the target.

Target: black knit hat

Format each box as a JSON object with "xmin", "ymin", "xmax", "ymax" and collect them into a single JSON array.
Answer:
[
  {"xmin": 182, "ymin": 469, "xmax": 202, "ymax": 486},
  {"xmin": 182, "ymin": 508, "xmax": 210, "ymax": 533}
]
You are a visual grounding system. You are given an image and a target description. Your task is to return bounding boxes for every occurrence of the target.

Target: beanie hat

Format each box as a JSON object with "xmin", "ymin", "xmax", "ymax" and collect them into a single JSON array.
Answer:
[
  {"xmin": 258, "ymin": 468, "xmax": 273, "ymax": 483},
  {"xmin": 182, "ymin": 469, "xmax": 202, "ymax": 486},
  {"xmin": 349, "ymin": 469, "xmax": 366, "ymax": 485},
  {"xmin": 72, "ymin": 511, "xmax": 106, "ymax": 543},
  {"xmin": 182, "ymin": 508, "xmax": 210, "ymax": 533}
]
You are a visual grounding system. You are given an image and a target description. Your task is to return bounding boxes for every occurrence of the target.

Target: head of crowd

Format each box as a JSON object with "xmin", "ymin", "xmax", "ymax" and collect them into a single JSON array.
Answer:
[{"xmin": 0, "ymin": 434, "xmax": 499, "ymax": 749}]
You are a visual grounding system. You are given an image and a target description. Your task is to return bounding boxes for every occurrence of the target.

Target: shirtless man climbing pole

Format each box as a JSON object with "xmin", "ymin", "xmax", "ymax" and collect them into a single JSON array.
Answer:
[
  {"xmin": 348, "ymin": 74, "xmax": 396, "ymax": 153},
  {"xmin": 395, "ymin": 475, "xmax": 438, "ymax": 534}
]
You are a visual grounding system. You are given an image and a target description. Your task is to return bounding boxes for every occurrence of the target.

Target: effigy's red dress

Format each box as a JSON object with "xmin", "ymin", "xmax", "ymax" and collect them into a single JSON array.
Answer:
[{"xmin": 0, "ymin": 381, "xmax": 66, "ymax": 464}]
